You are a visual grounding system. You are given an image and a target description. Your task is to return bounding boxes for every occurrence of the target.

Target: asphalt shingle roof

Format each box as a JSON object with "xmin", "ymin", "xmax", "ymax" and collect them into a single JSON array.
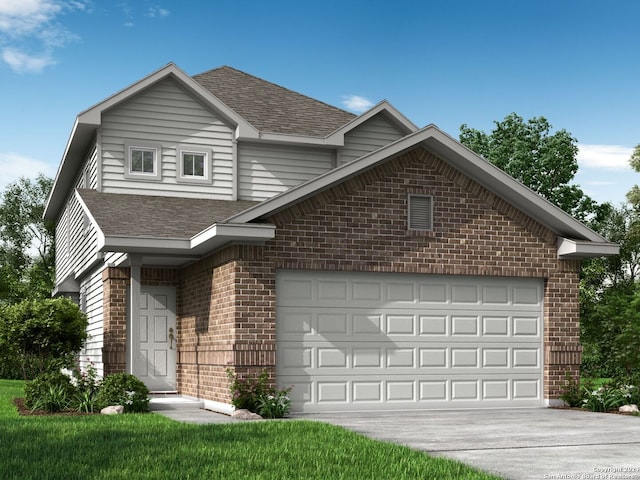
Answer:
[
  {"xmin": 193, "ymin": 66, "xmax": 356, "ymax": 137},
  {"xmin": 77, "ymin": 189, "xmax": 259, "ymax": 239}
]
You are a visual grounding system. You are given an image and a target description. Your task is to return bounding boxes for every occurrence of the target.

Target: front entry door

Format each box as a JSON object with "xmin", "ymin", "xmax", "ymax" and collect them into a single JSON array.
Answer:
[{"xmin": 134, "ymin": 286, "xmax": 177, "ymax": 391}]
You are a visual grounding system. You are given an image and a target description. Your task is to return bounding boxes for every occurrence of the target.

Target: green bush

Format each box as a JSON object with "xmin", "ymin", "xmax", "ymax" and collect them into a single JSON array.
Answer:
[
  {"xmin": 0, "ymin": 297, "xmax": 88, "ymax": 379},
  {"xmin": 559, "ymin": 371, "xmax": 584, "ymax": 407},
  {"xmin": 24, "ymin": 371, "xmax": 76, "ymax": 412},
  {"xmin": 227, "ymin": 369, "xmax": 292, "ymax": 418},
  {"xmin": 96, "ymin": 373, "xmax": 150, "ymax": 413}
]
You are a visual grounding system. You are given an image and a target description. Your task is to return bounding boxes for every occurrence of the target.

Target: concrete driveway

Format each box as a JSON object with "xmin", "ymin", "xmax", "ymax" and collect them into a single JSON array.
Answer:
[{"xmin": 297, "ymin": 408, "xmax": 640, "ymax": 480}]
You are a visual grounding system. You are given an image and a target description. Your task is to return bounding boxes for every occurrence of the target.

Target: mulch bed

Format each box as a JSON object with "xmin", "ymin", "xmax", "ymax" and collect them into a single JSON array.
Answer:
[
  {"xmin": 550, "ymin": 405, "xmax": 638, "ymax": 416},
  {"xmin": 12, "ymin": 398, "xmax": 98, "ymax": 416}
]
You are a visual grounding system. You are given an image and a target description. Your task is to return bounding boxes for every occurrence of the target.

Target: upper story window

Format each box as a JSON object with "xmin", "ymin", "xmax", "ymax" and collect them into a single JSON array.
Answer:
[
  {"xmin": 124, "ymin": 142, "xmax": 162, "ymax": 181},
  {"xmin": 408, "ymin": 194, "xmax": 433, "ymax": 231},
  {"xmin": 177, "ymin": 147, "xmax": 211, "ymax": 184}
]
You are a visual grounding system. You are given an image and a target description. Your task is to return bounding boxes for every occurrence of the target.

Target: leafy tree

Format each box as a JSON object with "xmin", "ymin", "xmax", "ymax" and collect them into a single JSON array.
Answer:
[
  {"xmin": 627, "ymin": 144, "xmax": 640, "ymax": 206},
  {"xmin": 581, "ymin": 147, "xmax": 640, "ymax": 378},
  {"xmin": 0, "ymin": 175, "xmax": 55, "ymax": 304},
  {"xmin": 460, "ymin": 113, "xmax": 600, "ymax": 221},
  {"xmin": 0, "ymin": 297, "xmax": 87, "ymax": 379},
  {"xmin": 581, "ymin": 282, "xmax": 640, "ymax": 377}
]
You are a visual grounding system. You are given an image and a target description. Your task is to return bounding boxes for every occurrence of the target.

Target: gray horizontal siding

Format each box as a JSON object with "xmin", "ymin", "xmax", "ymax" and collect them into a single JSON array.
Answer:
[
  {"xmin": 340, "ymin": 114, "xmax": 404, "ymax": 165},
  {"xmin": 80, "ymin": 267, "xmax": 105, "ymax": 376},
  {"xmin": 55, "ymin": 145, "xmax": 99, "ymax": 285},
  {"xmin": 238, "ymin": 143, "xmax": 333, "ymax": 200},
  {"xmin": 101, "ymin": 77, "xmax": 234, "ymax": 199}
]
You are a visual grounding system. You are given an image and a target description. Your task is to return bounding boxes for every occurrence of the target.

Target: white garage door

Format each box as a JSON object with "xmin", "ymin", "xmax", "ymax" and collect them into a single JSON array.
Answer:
[{"xmin": 276, "ymin": 270, "xmax": 544, "ymax": 412}]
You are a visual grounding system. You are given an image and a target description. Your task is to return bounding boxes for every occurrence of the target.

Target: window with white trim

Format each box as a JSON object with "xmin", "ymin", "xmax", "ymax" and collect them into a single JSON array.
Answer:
[
  {"xmin": 408, "ymin": 194, "xmax": 433, "ymax": 231},
  {"xmin": 124, "ymin": 142, "xmax": 162, "ymax": 181},
  {"xmin": 177, "ymin": 147, "xmax": 211, "ymax": 184}
]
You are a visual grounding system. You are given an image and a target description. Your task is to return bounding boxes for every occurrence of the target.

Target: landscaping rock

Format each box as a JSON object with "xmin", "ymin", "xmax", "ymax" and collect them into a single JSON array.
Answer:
[
  {"xmin": 231, "ymin": 409, "xmax": 262, "ymax": 420},
  {"xmin": 619, "ymin": 404, "xmax": 639, "ymax": 413},
  {"xmin": 101, "ymin": 405, "xmax": 124, "ymax": 415}
]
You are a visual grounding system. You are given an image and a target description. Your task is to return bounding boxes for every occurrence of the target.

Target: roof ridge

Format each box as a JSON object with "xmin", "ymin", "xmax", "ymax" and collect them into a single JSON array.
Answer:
[
  {"xmin": 193, "ymin": 65, "xmax": 354, "ymax": 116},
  {"xmin": 191, "ymin": 65, "xmax": 356, "ymax": 137}
]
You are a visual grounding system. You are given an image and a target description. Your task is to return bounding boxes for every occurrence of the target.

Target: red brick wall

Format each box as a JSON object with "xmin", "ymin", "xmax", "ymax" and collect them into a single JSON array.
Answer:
[
  {"xmin": 102, "ymin": 267, "xmax": 128, "ymax": 374},
  {"xmin": 176, "ymin": 248, "xmax": 276, "ymax": 403},
  {"xmin": 104, "ymin": 146, "xmax": 581, "ymax": 404}
]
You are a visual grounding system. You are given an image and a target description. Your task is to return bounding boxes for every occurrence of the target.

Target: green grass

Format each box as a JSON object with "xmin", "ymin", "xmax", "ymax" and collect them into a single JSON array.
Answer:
[{"xmin": 0, "ymin": 380, "xmax": 501, "ymax": 480}]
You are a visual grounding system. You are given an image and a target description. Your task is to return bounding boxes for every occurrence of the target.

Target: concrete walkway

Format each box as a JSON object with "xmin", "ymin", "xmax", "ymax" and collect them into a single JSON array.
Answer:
[{"xmin": 151, "ymin": 402, "xmax": 640, "ymax": 480}]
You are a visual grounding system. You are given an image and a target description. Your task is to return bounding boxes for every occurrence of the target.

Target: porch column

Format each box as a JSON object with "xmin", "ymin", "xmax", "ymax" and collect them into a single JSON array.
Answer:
[{"xmin": 128, "ymin": 255, "xmax": 142, "ymax": 375}]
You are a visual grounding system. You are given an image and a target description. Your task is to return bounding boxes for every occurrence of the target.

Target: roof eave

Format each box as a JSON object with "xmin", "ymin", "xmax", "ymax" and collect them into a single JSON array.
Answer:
[
  {"xmin": 557, "ymin": 237, "xmax": 620, "ymax": 259},
  {"xmin": 97, "ymin": 223, "xmax": 276, "ymax": 257}
]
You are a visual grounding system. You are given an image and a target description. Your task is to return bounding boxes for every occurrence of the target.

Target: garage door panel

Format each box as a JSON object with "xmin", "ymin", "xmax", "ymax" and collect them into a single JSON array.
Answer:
[
  {"xmin": 283, "ymin": 375, "xmax": 541, "ymax": 411},
  {"xmin": 277, "ymin": 271, "xmax": 543, "ymax": 412}
]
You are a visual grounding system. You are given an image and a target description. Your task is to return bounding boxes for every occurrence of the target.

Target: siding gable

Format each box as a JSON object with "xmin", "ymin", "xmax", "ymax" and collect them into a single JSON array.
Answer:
[
  {"xmin": 238, "ymin": 143, "xmax": 334, "ymax": 201},
  {"xmin": 340, "ymin": 113, "xmax": 405, "ymax": 165},
  {"xmin": 101, "ymin": 77, "xmax": 235, "ymax": 199}
]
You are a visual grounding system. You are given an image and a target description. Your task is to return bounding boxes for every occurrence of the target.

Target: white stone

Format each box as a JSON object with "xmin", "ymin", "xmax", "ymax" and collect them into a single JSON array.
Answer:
[
  {"xmin": 619, "ymin": 404, "xmax": 639, "ymax": 413},
  {"xmin": 101, "ymin": 405, "xmax": 124, "ymax": 415},
  {"xmin": 231, "ymin": 409, "xmax": 263, "ymax": 420}
]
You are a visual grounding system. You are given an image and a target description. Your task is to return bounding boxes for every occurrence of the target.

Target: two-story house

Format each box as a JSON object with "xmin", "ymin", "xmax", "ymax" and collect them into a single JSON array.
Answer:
[{"xmin": 44, "ymin": 63, "xmax": 617, "ymax": 413}]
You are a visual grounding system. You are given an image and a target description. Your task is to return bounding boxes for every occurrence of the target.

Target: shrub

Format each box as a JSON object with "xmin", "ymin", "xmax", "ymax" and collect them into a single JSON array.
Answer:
[
  {"xmin": 581, "ymin": 383, "xmax": 628, "ymax": 412},
  {"xmin": 24, "ymin": 371, "xmax": 76, "ymax": 412},
  {"xmin": 96, "ymin": 373, "xmax": 150, "ymax": 413},
  {"xmin": 227, "ymin": 369, "xmax": 292, "ymax": 418},
  {"xmin": 559, "ymin": 371, "xmax": 584, "ymax": 407},
  {"xmin": 0, "ymin": 298, "xmax": 88, "ymax": 379},
  {"xmin": 256, "ymin": 390, "xmax": 292, "ymax": 419}
]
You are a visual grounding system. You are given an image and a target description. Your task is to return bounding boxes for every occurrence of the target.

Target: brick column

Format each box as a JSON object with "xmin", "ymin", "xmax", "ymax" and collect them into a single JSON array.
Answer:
[
  {"xmin": 102, "ymin": 267, "xmax": 129, "ymax": 374},
  {"xmin": 544, "ymin": 260, "xmax": 582, "ymax": 400}
]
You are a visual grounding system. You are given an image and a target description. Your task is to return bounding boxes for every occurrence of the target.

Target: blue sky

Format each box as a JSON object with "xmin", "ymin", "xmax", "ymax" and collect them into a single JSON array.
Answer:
[{"xmin": 0, "ymin": 0, "xmax": 638, "ymax": 206}]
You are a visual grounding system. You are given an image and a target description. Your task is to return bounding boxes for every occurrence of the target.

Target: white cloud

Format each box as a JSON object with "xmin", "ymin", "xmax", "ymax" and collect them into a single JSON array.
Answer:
[
  {"xmin": 2, "ymin": 47, "xmax": 55, "ymax": 73},
  {"xmin": 577, "ymin": 144, "xmax": 634, "ymax": 170},
  {"xmin": 342, "ymin": 95, "xmax": 374, "ymax": 113},
  {"xmin": 0, "ymin": 0, "xmax": 88, "ymax": 73},
  {"xmin": 0, "ymin": 152, "xmax": 56, "ymax": 191},
  {"xmin": 147, "ymin": 6, "xmax": 169, "ymax": 18}
]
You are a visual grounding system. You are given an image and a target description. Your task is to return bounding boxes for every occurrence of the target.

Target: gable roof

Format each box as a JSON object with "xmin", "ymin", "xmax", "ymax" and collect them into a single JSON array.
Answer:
[
  {"xmin": 45, "ymin": 62, "xmax": 409, "ymax": 221},
  {"xmin": 193, "ymin": 66, "xmax": 356, "ymax": 137},
  {"xmin": 225, "ymin": 125, "xmax": 618, "ymax": 258}
]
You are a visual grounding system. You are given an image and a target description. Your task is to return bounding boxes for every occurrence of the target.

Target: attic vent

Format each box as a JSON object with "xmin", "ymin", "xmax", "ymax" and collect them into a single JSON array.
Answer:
[{"xmin": 408, "ymin": 195, "xmax": 433, "ymax": 231}]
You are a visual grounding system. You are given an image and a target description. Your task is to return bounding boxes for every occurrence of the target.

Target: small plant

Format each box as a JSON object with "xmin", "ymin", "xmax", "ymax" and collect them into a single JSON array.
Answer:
[
  {"xmin": 559, "ymin": 371, "xmax": 583, "ymax": 407},
  {"xmin": 256, "ymin": 390, "xmax": 292, "ymax": 419},
  {"xmin": 24, "ymin": 371, "xmax": 76, "ymax": 412},
  {"xmin": 96, "ymin": 373, "xmax": 150, "ymax": 413},
  {"xmin": 72, "ymin": 361, "xmax": 101, "ymax": 413},
  {"xmin": 581, "ymin": 383, "xmax": 627, "ymax": 412},
  {"xmin": 227, "ymin": 368, "xmax": 292, "ymax": 418}
]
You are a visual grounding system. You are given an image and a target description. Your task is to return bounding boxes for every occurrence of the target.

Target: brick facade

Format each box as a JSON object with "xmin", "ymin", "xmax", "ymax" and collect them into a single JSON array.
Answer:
[{"xmin": 101, "ymin": 146, "xmax": 581, "ymax": 404}]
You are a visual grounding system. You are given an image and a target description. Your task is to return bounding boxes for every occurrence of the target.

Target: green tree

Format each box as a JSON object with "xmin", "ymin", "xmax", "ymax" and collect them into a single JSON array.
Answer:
[
  {"xmin": 0, "ymin": 175, "xmax": 55, "ymax": 304},
  {"xmin": 627, "ymin": 144, "xmax": 640, "ymax": 206},
  {"xmin": 581, "ymin": 147, "xmax": 640, "ymax": 378},
  {"xmin": 460, "ymin": 113, "xmax": 600, "ymax": 221}
]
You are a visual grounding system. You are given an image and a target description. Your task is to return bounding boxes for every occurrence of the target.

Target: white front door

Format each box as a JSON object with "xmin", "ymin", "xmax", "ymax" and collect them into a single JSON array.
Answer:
[{"xmin": 133, "ymin": 286, "xmax": 177, "ymax": 392}]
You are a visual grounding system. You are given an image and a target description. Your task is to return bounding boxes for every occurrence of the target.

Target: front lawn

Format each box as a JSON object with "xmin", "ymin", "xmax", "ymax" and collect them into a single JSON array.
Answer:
[{"xmin": 0, "ymin": 380, "xmax": 501, "ymax": 480}]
